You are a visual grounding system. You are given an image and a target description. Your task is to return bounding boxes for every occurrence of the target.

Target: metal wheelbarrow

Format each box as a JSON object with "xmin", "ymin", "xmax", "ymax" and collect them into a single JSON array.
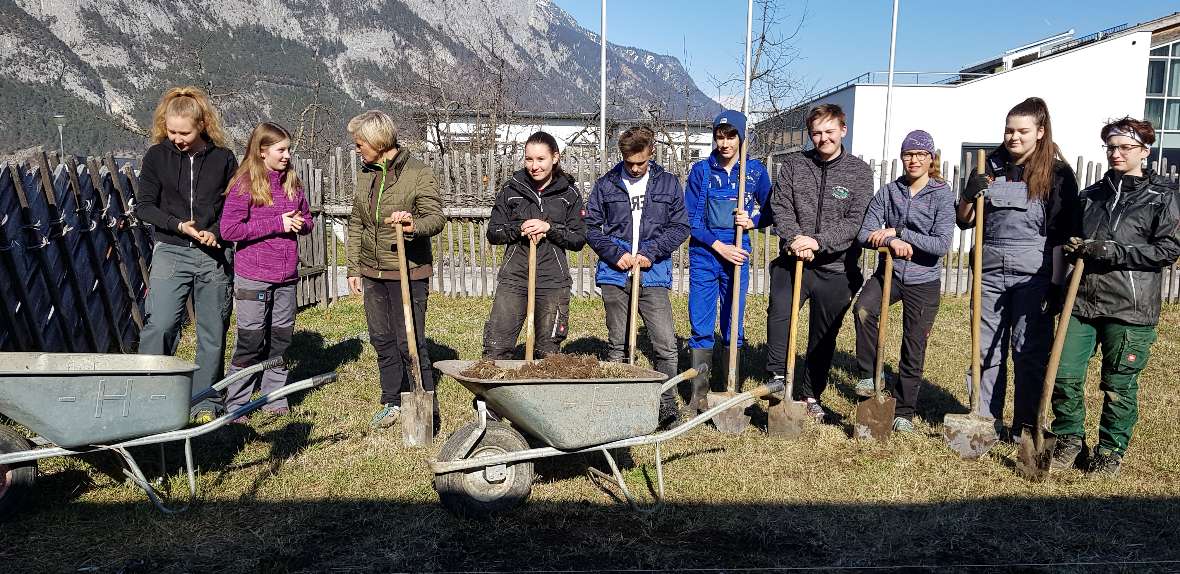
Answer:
[
  {"xmin": 429, "ymin": 359, "xmax": 783, "ymax": 517},
  {"xmin": 0, "ymin": 352, "xmax": 337, "ymax": 518}
]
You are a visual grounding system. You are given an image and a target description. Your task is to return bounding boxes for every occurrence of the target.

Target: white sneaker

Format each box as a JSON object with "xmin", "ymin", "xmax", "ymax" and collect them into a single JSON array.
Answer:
[{"xmin": 804, "ymin": 398, "xmax": 826, "ymax": 423}]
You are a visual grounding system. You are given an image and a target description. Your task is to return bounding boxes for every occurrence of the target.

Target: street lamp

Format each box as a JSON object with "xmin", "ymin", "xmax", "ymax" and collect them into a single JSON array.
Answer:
[{"xmin": 51, "ymin": 114, "xmax": 66, "ymax": 159}]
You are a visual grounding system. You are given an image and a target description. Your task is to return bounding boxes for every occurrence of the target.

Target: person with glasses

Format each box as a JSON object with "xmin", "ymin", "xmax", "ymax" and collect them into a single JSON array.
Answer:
[
  {"xmin": 1049, "ymin": 117, "xmax": 1180, "ymax": 477},
  {"xmin": 852, "ymin": 130, "xmax": 956, "ymax": 433},
  {"xmin": 956, "ymin": 97, "xmax": 1081, "ymax": 442}
]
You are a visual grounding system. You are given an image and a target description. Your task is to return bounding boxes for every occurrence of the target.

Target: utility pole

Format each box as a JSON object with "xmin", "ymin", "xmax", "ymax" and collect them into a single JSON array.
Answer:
[
  {"xmin": 599, "ymin": 0, "xmax": 607, "ymax": 162},
  {"xmin": 881, "ymin": 0, "xmax": 900, "ymax": 164}
]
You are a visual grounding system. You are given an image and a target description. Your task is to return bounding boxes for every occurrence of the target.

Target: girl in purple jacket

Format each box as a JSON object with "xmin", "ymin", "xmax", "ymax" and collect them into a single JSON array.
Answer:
[{"xmin": 220, "ymin": 123, "xmax": 314, "ymax": 418}]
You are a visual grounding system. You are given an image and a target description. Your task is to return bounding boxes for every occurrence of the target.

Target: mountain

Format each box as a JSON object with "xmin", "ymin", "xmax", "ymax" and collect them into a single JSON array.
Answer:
[{"xmin": 0, "ymin": 0, "xmax": 719, "ymax": 156}]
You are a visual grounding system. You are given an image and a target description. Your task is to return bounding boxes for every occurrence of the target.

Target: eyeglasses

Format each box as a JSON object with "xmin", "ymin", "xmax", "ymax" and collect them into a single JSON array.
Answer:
[
  {"xmin": 901, "ymin": 152, "xmax": 931, "ymax": 161},
  {"xmin": 1104, "ymin": 144, "xmax": 1145, "ymax": 155}
]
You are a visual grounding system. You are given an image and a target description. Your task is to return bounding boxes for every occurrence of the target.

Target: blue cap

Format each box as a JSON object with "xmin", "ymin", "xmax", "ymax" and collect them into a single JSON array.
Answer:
[{"xmin": 713, "ymin": 110, "xmax": 747, "ymax": 140}]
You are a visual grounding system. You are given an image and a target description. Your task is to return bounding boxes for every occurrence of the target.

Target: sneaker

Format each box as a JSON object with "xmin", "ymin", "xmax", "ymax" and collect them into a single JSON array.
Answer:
[
  {"xmin": 766, "ymin": 374, "xmax": 786, "ymax": 401},
  {"xmin": 263, "ymin": 406, "xmax": 290, "ymax": 416},
  {"xmin": 804, "ymin": 398, "xmax": 826, "ymax": 423},
  {"xmin": 370, "ymin": 404, "xmax": 401, "ymax": 429},
  {"xmin": 191, "ymin": 410, "xmax": 216, "ymax": 425},
  {"xmin": 1049, "ymin": 435, "xmax": 1086, "ymax": 471},
  {"xmin": 855, "ymin": 378, "xmax": 875, "ymax": 398},
  {"xmin": 1087, "ymin": 446, "xmax": 1122, "ymax": 478},
  {"xmin": 892, "ymin": 417, "xmax": 915, "ymax": 433}
]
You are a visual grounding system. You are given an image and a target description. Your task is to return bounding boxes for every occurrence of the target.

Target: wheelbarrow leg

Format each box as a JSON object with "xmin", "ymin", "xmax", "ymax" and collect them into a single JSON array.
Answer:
[
  {"xmin": 586, "ymin": 446, "xmax": 665, "ymax": 513},
  {"xmin": 113, "ymin": 445, "xmax": 196, "ymax": 515}
]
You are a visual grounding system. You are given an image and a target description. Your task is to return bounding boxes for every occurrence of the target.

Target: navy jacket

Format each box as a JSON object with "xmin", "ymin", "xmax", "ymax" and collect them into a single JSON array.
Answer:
[{"xmin": 585, "ymin": 161, "xmax": 690, "ymax": 288}]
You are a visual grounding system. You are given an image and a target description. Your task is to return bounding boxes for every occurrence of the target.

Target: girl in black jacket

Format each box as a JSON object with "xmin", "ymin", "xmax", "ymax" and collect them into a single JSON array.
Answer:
[
  {"xmin": 482, "ymin": 131, "xmax": 586, "ymax": 358},
  {"xmin": 1050, "ymin": 117, "xmax": 1180, "ymax": 477},
  {"xmin": 135, "ymin": 86, "xmax": 238, "ymax": 422}
]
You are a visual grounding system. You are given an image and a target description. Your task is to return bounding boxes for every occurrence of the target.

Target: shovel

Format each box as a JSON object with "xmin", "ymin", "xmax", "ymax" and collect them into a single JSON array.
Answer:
[
  {"xmin": 853, "ymin": 247, "xmax": 898, "ymax": 441},
  {"xmin": 396, "ymin": 224, "xmax": 434, "ymax": 447},
  {"xmin": 627, "ymin": 262, "xmax": 641, "ymax": 365},
  {"xmin": 524, "ymin": 238, "xmax": 538, "ymax": 362},
  {"xmin": 767, "ymin": 257, "xmax": 808, "ymax": 439},
  {"xmin": 1017, "ymin": 258, "xmax": 1085, "ymax": 481},
  {"xmin": 706, "ymin": 114, "xmax": 756, "ymax": 435},
  {"xmin": 943, "ymin": 150, "xmax": 999, "ymax": 459}
]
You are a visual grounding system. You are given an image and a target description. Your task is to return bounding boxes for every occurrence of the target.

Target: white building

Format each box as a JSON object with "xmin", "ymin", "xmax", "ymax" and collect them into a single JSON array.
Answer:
[
  {"xmin": 756, "ymin": 12, "xmax": 1180, "ymax": 178},
  {"xmin": 424, "ymin": 111, "xmax": 715, "ymax": 161}
]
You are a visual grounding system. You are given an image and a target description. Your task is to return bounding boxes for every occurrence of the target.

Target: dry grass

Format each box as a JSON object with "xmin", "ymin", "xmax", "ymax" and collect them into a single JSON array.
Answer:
[{"xmin": 2, "ymin": 294, "xmax": 1179, "ymax": 573}]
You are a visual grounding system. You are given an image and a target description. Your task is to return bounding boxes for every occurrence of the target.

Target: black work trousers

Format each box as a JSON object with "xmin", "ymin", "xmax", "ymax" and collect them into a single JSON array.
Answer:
[
  {"xmin": 765, "ymin": 256, "xmax": 861, "ymax": 401},
  {"xmin": 853, "ymin": 274, "xmax": 941, "ymax": 420},
  {"xmin": 363, "ymin": 277, "xmax": 434, "ymax": 405}
]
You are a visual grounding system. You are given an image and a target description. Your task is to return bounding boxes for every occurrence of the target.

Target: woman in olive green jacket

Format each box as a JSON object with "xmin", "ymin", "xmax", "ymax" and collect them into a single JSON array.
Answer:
[{"xmin": 346, "ymin": 110, "xmax": 445, "ymax": 429}]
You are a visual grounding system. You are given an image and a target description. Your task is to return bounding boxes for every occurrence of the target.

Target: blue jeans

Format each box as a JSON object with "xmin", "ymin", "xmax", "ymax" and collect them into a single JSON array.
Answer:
[{"xmin": 139, "ymin": 242, "xmax": 233, "ymax": 415}]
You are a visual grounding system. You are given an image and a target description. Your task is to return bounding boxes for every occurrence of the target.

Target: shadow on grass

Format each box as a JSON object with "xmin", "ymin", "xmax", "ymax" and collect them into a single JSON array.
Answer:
[{"xmin": 7, "ymin": 493, "xmax": 1180, "ymax": 573}]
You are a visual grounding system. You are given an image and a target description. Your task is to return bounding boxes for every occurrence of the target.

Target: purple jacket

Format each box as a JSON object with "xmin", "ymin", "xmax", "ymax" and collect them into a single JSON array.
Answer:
[{"xmin": 220, "ymin": 170, "xmax": 313, "ymax": 283}]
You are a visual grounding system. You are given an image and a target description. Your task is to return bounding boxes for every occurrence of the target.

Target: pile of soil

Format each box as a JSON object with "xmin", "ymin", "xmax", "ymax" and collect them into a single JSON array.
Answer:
[{"xmin": 460, "ymin": 354, "xmax": 641, "ymax": 380}]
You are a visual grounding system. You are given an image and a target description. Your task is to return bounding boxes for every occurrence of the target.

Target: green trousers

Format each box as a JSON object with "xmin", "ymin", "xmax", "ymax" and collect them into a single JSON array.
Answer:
[{"xmin": 1051, "ymin": 315, "xmax": 1156, "ymax": 454}]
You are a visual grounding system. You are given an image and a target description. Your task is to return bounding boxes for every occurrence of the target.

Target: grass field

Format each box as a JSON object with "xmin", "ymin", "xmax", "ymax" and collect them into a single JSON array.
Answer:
[{"xmin": 2, "ymin": 294, "xmax": 1179, "ymax": 573}]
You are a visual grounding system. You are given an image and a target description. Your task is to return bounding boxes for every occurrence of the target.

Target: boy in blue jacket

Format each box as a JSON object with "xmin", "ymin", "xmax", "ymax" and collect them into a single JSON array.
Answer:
[
  {"xmin": 683, "ymin": 111, "xmax": 773, "ymax": 412},
  {"xmin": 585, "ymin": 126, "xmax": 691, "ymax": 426}
]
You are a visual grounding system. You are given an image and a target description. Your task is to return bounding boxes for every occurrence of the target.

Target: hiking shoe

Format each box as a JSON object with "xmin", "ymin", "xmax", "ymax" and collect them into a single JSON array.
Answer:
[
  {"xmin": 1049, "ymin": 434, "xmax": 1086, "ymax": 471},
  {"xmin": 855, "ymin": 378, "xmax": 875, "ymax": 398},
  {"xmin": 892, "ymin": 417, "xmax": 915, "ymax": 433},
  {"xmin": 766, "ymin": 374, "xmax": 786, "ymax": 401},
  {"xmin": 263, "ymin": 406, "xmax": 290, "ymax": 417},
  {"xmin": 804, "ymin": 398, "xmax": 826, "ymax": 423},
  {"xmin": 1087, "ymin": 447, "xmax": 1123, "ymax": 478},
  {"xmin": 370, "ymin": 404, "xmax": 401, "ymax": 429},
  {"xmin": 191, "ymin": 410, "xmax": 216, "ymax": 425}
]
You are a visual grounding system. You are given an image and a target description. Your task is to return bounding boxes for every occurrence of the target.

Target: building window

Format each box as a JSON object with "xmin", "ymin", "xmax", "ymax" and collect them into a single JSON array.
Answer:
[{"xmin": 1145, "ymin": 39, "xmax": 1180, "ymax": 171}]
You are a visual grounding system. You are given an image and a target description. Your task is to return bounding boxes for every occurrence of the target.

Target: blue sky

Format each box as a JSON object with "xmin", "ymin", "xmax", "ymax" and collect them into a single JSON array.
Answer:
[{"xmin": 552, "ymin": 0, "xmax": 1177, "ymax": 108}]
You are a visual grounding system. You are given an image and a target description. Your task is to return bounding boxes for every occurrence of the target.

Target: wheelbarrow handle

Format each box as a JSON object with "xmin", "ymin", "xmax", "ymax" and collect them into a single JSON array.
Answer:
[
  {"xmin": 658, "ymin": 363, "xmax": 711, "ymax": 394},
  {"xmin": 193, "ymin": 356, "xmax": 288, "ymax": 405}
]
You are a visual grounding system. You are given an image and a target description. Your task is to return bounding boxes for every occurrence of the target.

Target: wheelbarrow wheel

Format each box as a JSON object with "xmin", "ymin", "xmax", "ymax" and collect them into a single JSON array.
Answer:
[
  {"xmin": 434, "ymin": 420, "xmax": 533, "ymax": 517},
  {"xmin": 0, "ymin": 425, "xmax": 36, "ymax": 520}
]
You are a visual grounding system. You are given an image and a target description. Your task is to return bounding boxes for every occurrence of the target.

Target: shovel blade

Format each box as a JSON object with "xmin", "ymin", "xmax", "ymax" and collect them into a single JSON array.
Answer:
[
  {"xmin": 852, "ymin": 394, "xmax": 896, "ymax": 442},
  {"xmin": 1016, "ymin": 426, "xmax": 1056, "ymax": 482},
  {"xmin": 942, "ymin": 413, "xmax": 999, "ymax": 460},
  {"xmin": 767, "ymin": 399, "xmax": 808, "ymax": 439},
  {"xmin": 706, "ymin": 391, "xmax": 751, "ymax": 435},
  {"xmin": 400, "ymin": 390, "xmax": 435, "ymax": 447}
]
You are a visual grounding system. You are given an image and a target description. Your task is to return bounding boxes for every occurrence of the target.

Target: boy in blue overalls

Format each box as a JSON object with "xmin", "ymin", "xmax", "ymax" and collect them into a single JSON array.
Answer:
[{"xmin": 683, "ymin": 110, "xmax": 773, "ymax": 412}]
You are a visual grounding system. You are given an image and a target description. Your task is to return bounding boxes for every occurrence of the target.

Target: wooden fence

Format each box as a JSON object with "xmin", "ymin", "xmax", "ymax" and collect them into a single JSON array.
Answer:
[
  {"xmin": 315, "ymin": 146, "xmax": 1180, "ymax": 304},
  {"xmin": 0, "ymin": 154, "xmax": 331, "ymax": 353}
]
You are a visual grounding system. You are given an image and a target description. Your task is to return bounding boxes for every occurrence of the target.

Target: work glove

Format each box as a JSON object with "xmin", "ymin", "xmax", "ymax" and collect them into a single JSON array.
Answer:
[
  {"xmin": 1076, "ymin": 240, "xmax": 1119, "ymax": 264},
  {"xmin": 1062, "ymin": 237, "xmax": 1086, "ymax": 260},
  {"xmin": 961, "ymin": 174, "xmax": 989, "ymax": 203}
]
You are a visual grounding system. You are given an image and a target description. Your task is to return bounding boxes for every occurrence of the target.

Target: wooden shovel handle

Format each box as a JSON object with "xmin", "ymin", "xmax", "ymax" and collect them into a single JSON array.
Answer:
[
  {"xmin": 1036, "ymin": 258, "xmax": 1085, "ymax": 447},
  {"xmin": 784, "ymin": 257, "xmax": 803, "ymax": 400},
  {"xmin": 627, "ymin": 263, "xmax": 641, "ymax": 365},
  {"xmin": 725, "ymin": 120, "xmax": 752, "ymax": 393},
  {"xmin": 395, "ymin": 224, "xmax": 424, "ymax": 393},
  {"xmin": 525, "ymin": 238, "xmax": 537, "ymax": 363},
  {"xmin": 970, "ymin": 150, "xmax": 986, "ymax": 414},
  {"xmin": 874, "ymin": 247, "xmax": 893, "ymax": 393}
]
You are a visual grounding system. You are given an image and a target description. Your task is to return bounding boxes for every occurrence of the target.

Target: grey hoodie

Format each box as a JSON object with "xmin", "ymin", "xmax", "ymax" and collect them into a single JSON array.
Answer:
[
  {"xmin": 858, "ymin": 177, "xmax": 956, "ymax": 285},
  {"xmin": 771, "ymin": 148, "xmax": 874, "ymax": 274}
]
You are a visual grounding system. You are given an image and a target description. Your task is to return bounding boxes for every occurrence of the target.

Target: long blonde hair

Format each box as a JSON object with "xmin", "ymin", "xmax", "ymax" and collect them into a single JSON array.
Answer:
[
  {"xmin": 227, "ymin": 123, "xmax": 302, "ymax": 207},
  {"xmin": 150, "ymin": 86, "xmax": 228, "ymax": 148}
]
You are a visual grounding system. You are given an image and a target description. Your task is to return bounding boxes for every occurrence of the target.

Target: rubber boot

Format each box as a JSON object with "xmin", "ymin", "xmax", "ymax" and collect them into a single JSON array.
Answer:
[{"xmin": 689, "ymin": 348, "xmax": 713, "ymax": 414}]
